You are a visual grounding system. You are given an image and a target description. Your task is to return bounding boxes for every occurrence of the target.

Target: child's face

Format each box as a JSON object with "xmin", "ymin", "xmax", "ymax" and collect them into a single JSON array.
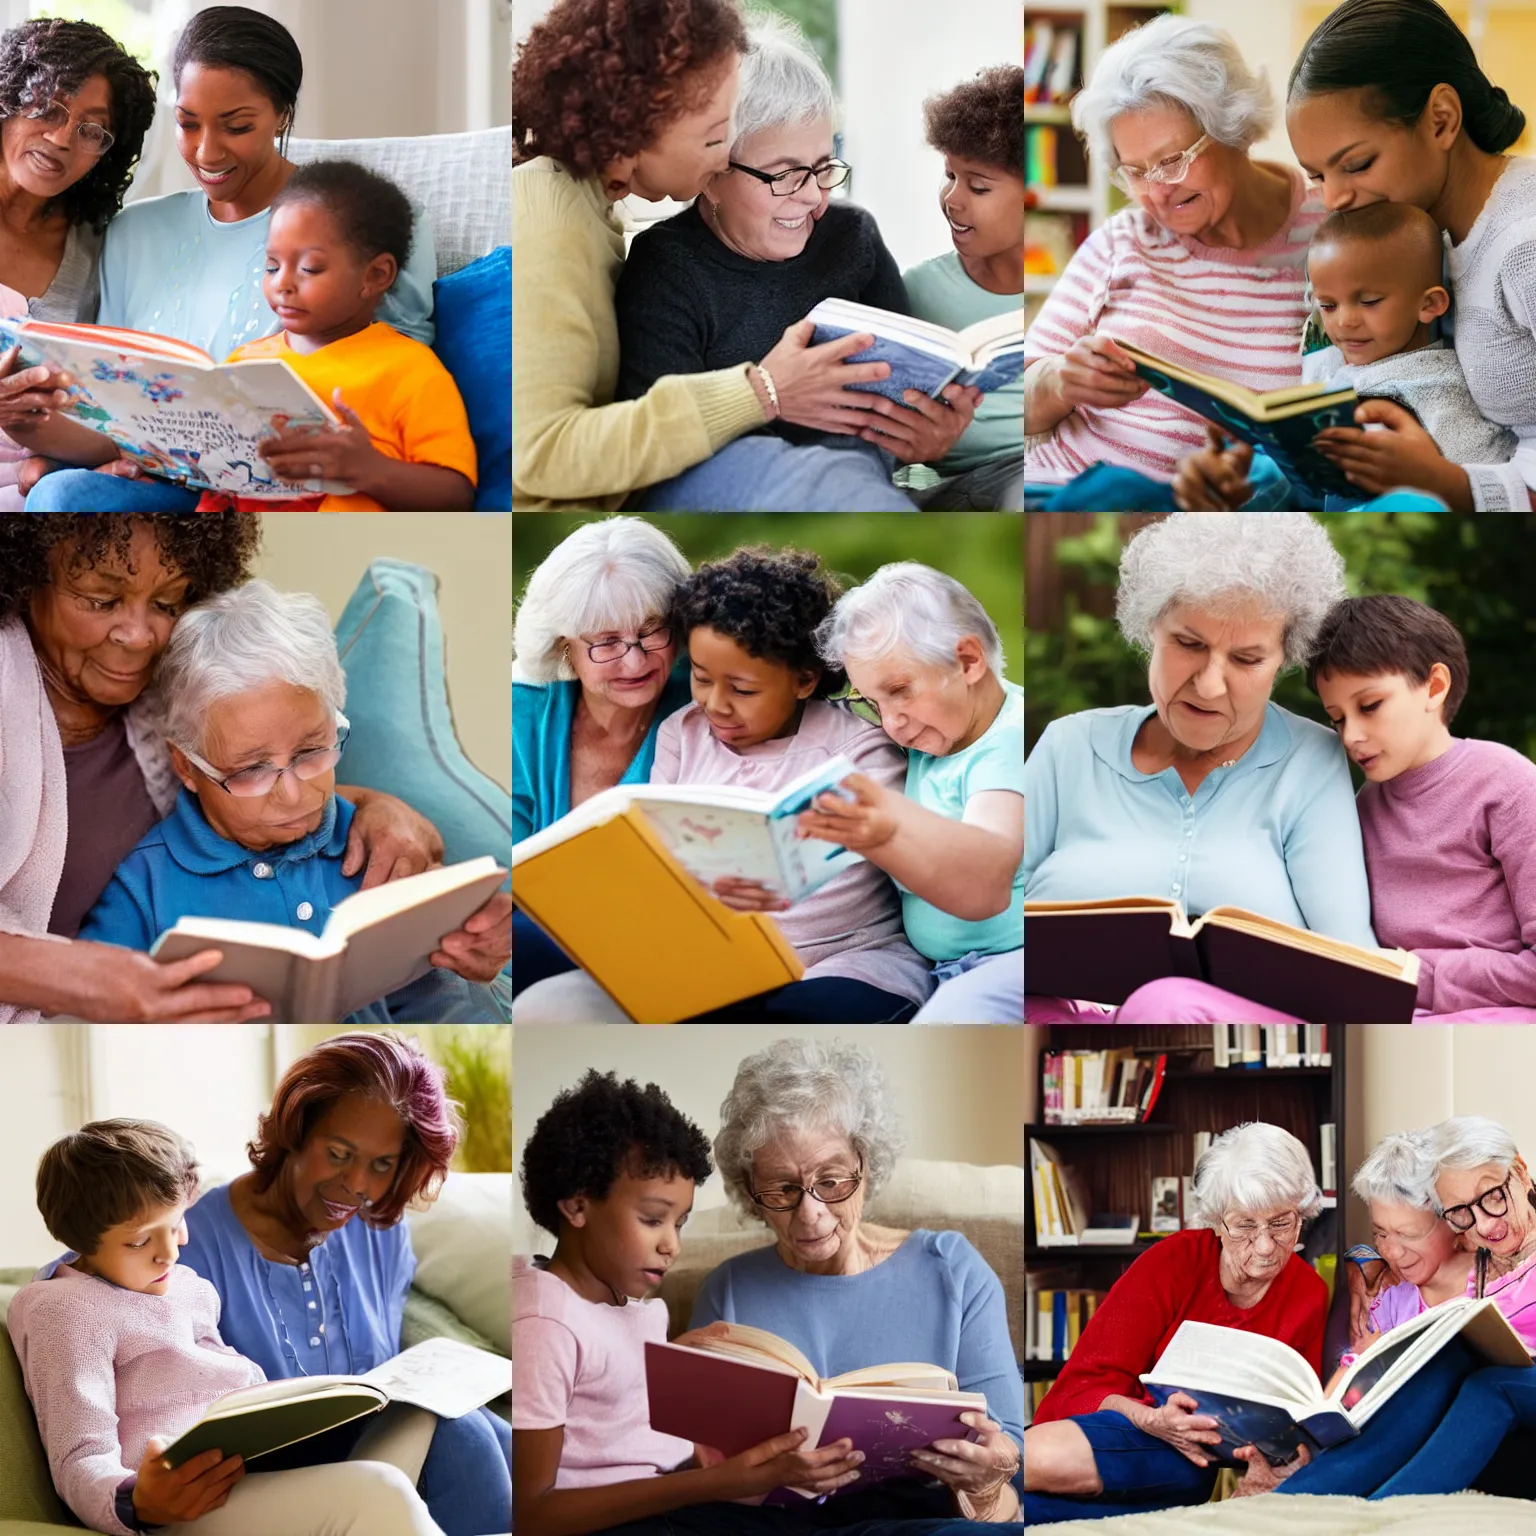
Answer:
[
  {"xmin": 1314, "ymin": 667, "xmax": 1451, "ymax": 780},
  {"xmin": 1308, "ymin": 238, "xmax": 1445, "ymax": 366},
  {"xmin": 263, "ymin": 200, "xmax": 395, "ymax": 347},
  {"xmin": 844, "ymin": 640, "xmax": 993, "ymax": 756},
  {"xmin": 170, "ymin": 678, "xmax": 337, "ymax": 851},
  {"xmin": 562, "ymin": 1162, "xmax": 694, "ymax": 1300},
  {"xmin": 938, "ymin": 153, "xmax": 1026, "ymax": 264},
  {"xmin": 687, "ymin": 626, "xmax": 818, "ymax": 750},
  {"xmin": 76, "ymin": 1201, "xmax": 188, "ymax": 1295}
]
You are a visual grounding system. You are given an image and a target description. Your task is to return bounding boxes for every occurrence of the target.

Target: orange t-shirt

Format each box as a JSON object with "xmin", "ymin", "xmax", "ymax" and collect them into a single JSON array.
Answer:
[{"xmin": 226, "ymin": 322, "xmax": 477, "ymax": 510}]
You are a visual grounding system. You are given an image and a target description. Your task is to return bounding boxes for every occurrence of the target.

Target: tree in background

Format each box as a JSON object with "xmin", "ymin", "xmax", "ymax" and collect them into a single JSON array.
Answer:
[{"xmin": 749, "ymin": 0, "xmax": 837, "ymax": 84}]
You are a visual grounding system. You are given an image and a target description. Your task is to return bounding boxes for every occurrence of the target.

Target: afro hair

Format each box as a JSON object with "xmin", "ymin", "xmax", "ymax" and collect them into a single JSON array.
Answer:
[{"xmin": 923, "ymin": 63, "xmax": 1024, "ymax": 179}]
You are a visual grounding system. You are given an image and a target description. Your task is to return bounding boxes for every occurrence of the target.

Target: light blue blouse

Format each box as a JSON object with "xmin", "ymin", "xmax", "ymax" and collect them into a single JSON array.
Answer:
[{"xmin": 1024, "ymin": 702, "xmax": 1378, "ymax": 949}]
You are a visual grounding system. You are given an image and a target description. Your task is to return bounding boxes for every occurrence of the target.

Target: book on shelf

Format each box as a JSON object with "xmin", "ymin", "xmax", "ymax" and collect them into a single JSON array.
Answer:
[
  {"xmin": 1150, "ymin": 1175, "xmax": 1182, "ymax": 1233},
  {"xmin": 1212, "ymin": 1022, "xmax": 1330, "ymax": 1069},
  {"xmin": 1024, "ymin": 897, "xmax": 1419, "ymax": 1023},
  {"xmin": 1140, "ymin": 1302, "xmax": 1530, "ymax": 1465},
  {"xmin": 1320, "ymin": 1122, "xmax": 1337, "ymax": 1196},
  {"xmin": 1027, "ymin": 1281, "xmax": 1105, "ymax": 1363},
  {"xmin": 1029, "ymin": 1137, "xmax": 1089, "ymax": 1246},
  {"xmin": 149, "ymin": 858, "xmax": 506, "ymax": 1024},
  {"xmin": 1040, "ymin": 1048, "xmax": 1167, "ymax": 1124},
  {"xmin": 1080, "ymin": 1213, "xmax": 1139, "ymax": 1246}
]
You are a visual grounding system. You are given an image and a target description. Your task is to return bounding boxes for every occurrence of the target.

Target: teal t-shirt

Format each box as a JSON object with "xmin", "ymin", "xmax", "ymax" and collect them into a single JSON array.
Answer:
[
  {"xmin": 900, "ymin": 678, "xmax": 1024, "ymax": 962},
  {"xmin": 901, "ymin": 250, "xmax": 1022, "ymax": 477}
]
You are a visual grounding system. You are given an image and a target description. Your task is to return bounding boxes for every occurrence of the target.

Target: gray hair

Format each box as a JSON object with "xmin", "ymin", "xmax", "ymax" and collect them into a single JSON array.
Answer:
[
  {"xmin": 1352, "ymin": 1128, "xmax": 1440, "ymax": 1211},
  {"xmin": 1071, "ymin": 13, "xmax": 1275, "ymax": 173},
  {"xmin": 1188, "ymin": 1121, "xmax": 1324, "ymax": 1229},
  {"xmin": 713, "ymin": 1037, "xmax": 905, "ymax": 1222},
  {"xmin": 1115, "ymin": 513, "xmax": 1346, "ymax": 669},
  {"xmin": 1429, "ymin": 1116, "xmax": 1521, "ymax": 1214},
  {"xmin": 728, "ymin": 9, "xmax": 837, "ymax": 155},
  {"xmin": 512, "ymin": 517, "xmax": 691, "ymax": 684},
  {"xmin": 815, "ymin": 562, "xmax": 1004, "ymax": 675},
  {"xmin": 155, "ymin": 581, "xmax": 345, "ymax": 754}
]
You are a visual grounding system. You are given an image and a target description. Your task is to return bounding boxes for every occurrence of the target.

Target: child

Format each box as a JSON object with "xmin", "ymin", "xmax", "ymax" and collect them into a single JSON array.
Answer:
[
  {"xmin": 1309, "ymin": 594, "xmax": 1536, "ymax": 1020},
  {"xmin": 207, "ymin": 160, "xmax": 477, "ymax": 511},
  {"xmin": 902, "ymin": 64, "xmax": 1025, "ymax": 510},
  {"xmin": 797, "ymin": 564, "xmax": 1022, "ymax": 1025},
  {"xmin": 513, "ymin": 1070, "xmax": 862, "ymax": 1532},
  {"xmin": 77, "ymin": 581, "xmax": 508, "ymax": 1023},
  {"xmin": 6, "ymin": 1119, "xmax": 441, "ymax": 1536},
  {"xmin": 1175, "ymin": 202, "xmax": 1517, "ymax": 511}
]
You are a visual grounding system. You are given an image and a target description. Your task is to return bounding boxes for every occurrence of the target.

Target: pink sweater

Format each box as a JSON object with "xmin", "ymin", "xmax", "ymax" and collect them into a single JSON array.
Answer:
[
  {"xmin": 6, "ymin": 1261, "xmax": 264, "ymax": 1536},
  {"xmin": 1357, "ymin": 738, "xmax": 1536, "ymax": 1013},
  {"xmin": 1024, "ymin": 164, "xmax": 1326, "ymax": 486}
]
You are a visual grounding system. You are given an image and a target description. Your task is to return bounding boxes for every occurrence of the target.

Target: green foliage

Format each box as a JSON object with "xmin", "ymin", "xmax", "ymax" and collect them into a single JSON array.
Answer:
[
  {"xmin": 33, "ymin": 0, "xmax": 156, "ymax": 65},
  {"xmin": 747, "ymin": 0, "xmax": 838, "ymax": 85},
  {"xmin": 433, "ymin": 1027, "xmax": 511, "ymax": 1173}
]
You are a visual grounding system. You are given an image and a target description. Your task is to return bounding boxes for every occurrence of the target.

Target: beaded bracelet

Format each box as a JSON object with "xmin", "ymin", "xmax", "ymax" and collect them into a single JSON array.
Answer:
[{"xmin": 751, "ymin": 362, "xmax": 781, "ymax": 419}]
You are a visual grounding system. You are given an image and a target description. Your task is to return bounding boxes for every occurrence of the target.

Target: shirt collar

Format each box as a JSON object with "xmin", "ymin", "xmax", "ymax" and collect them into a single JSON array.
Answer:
[
  {"xmin": 158, "ymin": 788, "xmax": 345, "ymax": 875},
  {"xmin": 1096, "ymin": 701, "xmax": 1290, "ymax": 783}
]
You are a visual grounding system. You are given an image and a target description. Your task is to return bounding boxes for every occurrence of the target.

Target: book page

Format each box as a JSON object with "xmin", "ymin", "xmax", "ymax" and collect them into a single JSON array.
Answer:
[
  {"xmin": 1142, "ymin": 1321, "xmax": 1324, "ymax": 1410},
  {"xmin": 805, "ymin": 298, "xmax": 964, "ymax": 359},
  {"xmin": 959, "ymin": 310, "xmax": 1026, "ymax": 359},
  {"xmin": 634, "ymin": 801, "xmax": 788, "ymax": 895},
  {"xmin": 1198, "ymin": 907, "xmax": 1415, "ymax": 978},
  {"xmin": 824, "ymin": 1366, "xmax": 961, "ymax": 1392},
  {"xmin": 361, "ymin": 1338, "xmax": 510, "ymax": 1419},
  {"xmin": 701, "ymin": 1323, "xmax": 819, "ymax": 1384}
]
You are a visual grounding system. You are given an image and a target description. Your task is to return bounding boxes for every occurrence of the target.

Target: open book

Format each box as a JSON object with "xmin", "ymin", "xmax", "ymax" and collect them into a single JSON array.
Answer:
[
  {"xmin": 1024, "ymin": 897, "xmax": 1419, "ymax": 1023},
  {"xmin": 1116, "ymin": 341, "xmax": 1360, "ymax": 503},
  {"xmin": 646, "ymin": 1325, "xmax": 986, "ymax": 1499},
  {"xmin": 149, "ymin": 858, "xmax": 507, "ymax": 1023},
  {"xmin": 807, "ymin": 299, "xmax": 1024, "ymax": 404},
  {"xmin": 1141, "ymin": 1303, "xmax": 1530, "ymax": 1466},
  {"xmin": 0, "ymin": 317, "xmax": 349, "ymax": 498},
  {"xmin": 163, "ymin": 1338, "xmax": 510, "ymax": 1469}
]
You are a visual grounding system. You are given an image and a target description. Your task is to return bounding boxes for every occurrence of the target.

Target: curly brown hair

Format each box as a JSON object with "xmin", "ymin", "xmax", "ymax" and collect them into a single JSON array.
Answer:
[
  {"xmin": 513, "ymin": 0, "xmax": 748, "ymax": 178},
  {"xmin": 923, "ymin": 64, "xmax": 1024, "ymax": 180},
  {"xmin": 0, "ymin": 513, "xmax": 262, "ymax": 624}
]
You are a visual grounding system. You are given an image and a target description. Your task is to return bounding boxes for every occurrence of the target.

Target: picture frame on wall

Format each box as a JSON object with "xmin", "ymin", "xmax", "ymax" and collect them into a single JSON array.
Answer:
[{"xmin": 1150, "ymin": 1175, "xmax": 1182, "ymax": 1233}]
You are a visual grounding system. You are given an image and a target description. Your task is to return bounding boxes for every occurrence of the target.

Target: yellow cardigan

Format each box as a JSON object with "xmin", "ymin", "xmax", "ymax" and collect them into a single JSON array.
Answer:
[{"xmin": 512, "ymin": 156, "xmax": 767, "ymax": 510}]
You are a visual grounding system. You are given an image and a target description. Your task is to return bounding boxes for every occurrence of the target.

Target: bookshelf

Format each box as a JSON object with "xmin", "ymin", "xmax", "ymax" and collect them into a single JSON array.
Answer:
[{"xmin": 1024, "ymin": 1024, "xmax": 1350, "ymax": 1402}]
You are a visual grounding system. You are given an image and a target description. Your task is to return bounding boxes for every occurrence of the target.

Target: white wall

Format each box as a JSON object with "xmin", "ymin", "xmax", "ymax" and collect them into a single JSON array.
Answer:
[{"xmin": 1183, "ymin": 0, "xmax": 1308, "ymax": 172}]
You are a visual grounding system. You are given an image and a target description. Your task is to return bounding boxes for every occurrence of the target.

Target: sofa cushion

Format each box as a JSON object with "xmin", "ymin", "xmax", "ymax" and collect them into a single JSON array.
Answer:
[
  {"xmin": 0, "ymin": 1327, "xmax": 73, "ymax": 1527},
  {"xmin": 406, "ymin": 1172, "xmax": 511, "ymax": 1355},
  {"xmin": 433, "ymin": 247, "xmax": 510, "ymax": 511}
]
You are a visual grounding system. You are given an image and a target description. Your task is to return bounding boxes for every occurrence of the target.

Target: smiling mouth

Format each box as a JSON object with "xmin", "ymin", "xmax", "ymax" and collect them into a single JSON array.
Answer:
[
  {"xmin": 947, "ymin": 217, "xmax": 974, "ymax": 234},
  {"xmin": 26, "ymin": 149, "xmax": 64, "ymax": 175},
  {"xmin": 195, "ymin": 165, "xmax": 236, "ymax": 184},
  {"xmin": 773, "ymin": 214, "xmax": 809, "ymax": 230}
]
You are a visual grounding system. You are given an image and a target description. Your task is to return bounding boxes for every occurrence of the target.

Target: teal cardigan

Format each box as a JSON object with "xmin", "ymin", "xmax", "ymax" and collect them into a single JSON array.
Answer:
[{"xmin": 513, "ymin": 664, "xmax": 692, "ymax": 844}]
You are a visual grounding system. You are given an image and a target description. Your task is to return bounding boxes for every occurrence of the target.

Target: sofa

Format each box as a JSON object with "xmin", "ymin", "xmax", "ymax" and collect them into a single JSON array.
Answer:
[
  {"xmin": 1033, "ymin": 1491, "xmax": 1536, "ymax": 1534},
  {"xmin": 0, "ymin": 1170, "xmax": 510, "ymax": 1534}
]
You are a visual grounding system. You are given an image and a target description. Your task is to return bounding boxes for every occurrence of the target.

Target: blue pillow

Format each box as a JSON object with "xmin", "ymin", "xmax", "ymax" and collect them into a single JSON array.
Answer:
[{"xmin": 433, "ymin": 246, "xmax": 511, "ymax": 511}]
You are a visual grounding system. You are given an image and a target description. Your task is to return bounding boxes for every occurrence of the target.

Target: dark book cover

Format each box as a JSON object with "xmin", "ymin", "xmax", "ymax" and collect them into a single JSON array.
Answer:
[
  {"xmin": 1023, "ymin": 908, "xmax": 1199, "ymax": 1005},
  {"xmin": 1141, "ymin": 1382, "xmax": 1353, "ymax": 1465},
  {"xmin": 809, "ymin": 323, "xmax": 1025, "ymax": 404},
  {"xmin": 645, "ymin": 1341, "xmax": 801, "ymax": 1457}
]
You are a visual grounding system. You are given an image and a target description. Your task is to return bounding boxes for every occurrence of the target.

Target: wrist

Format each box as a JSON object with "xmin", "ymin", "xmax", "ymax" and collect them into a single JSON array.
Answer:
[
  {"xmin": 746, "ymin": 362, "xmax": 780, "ymax": 421},
  {"xmin": 1435, "ymin": 460, "xmax": 1473, "ymax": 511}
]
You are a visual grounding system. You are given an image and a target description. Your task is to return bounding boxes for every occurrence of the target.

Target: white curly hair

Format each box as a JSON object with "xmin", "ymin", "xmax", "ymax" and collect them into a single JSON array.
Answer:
[
  {"xmin": 1187, "ymin": 1121, "xmax": 1324, "ymax": 1230},
  {"xmin": 1352, "ymin": 1128, "xmax": 1440, "ymax": 1211}
]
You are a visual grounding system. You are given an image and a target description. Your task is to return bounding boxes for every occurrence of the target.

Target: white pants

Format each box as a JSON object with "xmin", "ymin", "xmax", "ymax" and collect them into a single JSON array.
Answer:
[
  {"xmin": 512, "ymin": 969, "xmax": 630, "ymax": 1023},
  {"xmin": 910, "ymin": 950, "xmax": 1023, "ymax": 1024}
]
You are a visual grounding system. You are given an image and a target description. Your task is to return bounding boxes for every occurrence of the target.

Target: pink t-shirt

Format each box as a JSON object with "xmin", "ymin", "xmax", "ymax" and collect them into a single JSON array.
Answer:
[
  {"xmin": 1469, "ymin": 1249, "xmax": 1536, "ymax": 1353},
  {"xmin": 512, "ymin": 1257, "xmax": 692, "ymax": 1489}
]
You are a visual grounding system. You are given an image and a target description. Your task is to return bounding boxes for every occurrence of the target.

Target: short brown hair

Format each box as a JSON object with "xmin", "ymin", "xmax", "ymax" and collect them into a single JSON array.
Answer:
[
  {"xmin": 512, "ymin": 0, "xmax": 747, "ymax": 178},
  {"xmin": 36, "ymin": 1120, "xmax": 199, "ymax": 1257},
  {"xmin": 1307, "ymin": 594, "xmax": 1470, "ymax": 725},
  {"xmin": 922, "ymin": 64, "xmax": 1024, "ymax": 180}
]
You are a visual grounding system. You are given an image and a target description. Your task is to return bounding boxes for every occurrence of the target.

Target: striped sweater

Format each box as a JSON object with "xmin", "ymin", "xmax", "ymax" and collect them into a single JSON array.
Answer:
[{"xmin": 1024, "ymin": 164, "xmax": 1326, "ymax": 486}]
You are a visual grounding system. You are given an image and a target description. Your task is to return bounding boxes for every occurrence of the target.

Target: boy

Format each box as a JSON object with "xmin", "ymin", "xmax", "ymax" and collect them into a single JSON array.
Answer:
[{"xmin": 1309, "ymin": 594, "xmax": 1536, "ymax": 1019}]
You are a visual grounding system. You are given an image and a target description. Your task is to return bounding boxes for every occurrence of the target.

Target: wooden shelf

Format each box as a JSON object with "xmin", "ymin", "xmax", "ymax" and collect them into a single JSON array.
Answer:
[
  {"xmin": 1029, "ymin": 1121, "xmax": 1177, "ymax": 1135},
  {"xmin": 1025, "ymin": 105, "xmax": 1074, "ymax": 125},
  {"xmin": 1166, "ymin": 1066, "xmax": 1333, "ymax": 1080},
  {"xmin": 1027, "ymin": 1240, "xmax": 1165, "ymax": 1259},
  {"xmin": 1033, "ymin": 186, "xmax": 1093, "ymax": 213},
  {"xmin": 1025, "ymin": 1359, "xmax": 1065, "ymax": 1381}
]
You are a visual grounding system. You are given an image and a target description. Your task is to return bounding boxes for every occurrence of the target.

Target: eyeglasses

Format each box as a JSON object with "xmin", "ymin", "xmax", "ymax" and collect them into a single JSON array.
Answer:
[
  {"xmin": 24, "ymin": 98, "xmax": 115, "ymax": 156},
  {"xmin": 580, "ymin": 624, "xmax": 672, "ymax": 664},
  {"xmin": 1219, "ymin": 1212, "xmax": 1302, "ymax": 1247},
  {"xmin": 180, "ymin": 712, "xmax": 350, "ymax": 798},
  {"xmin": 1110, "ymin": 133, "xmax": 1211, "ymax": 194},
  {"xmin": 728, "ymin": 158, "xmax": 852, "ymax": 196},
  {"xmin": 749, "ymin": 1159, "xmax": 863, "ymax": 1211},
  {"xmin": 1442, "ymin": 1178, "xmax": 1513, "ymax": 1232}
]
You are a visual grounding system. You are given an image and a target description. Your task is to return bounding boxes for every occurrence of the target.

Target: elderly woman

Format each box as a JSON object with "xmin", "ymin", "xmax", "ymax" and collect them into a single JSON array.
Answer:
[
  {"xmin": 76, "ymin": 580, "xmax": 508, "ymax": 1023},
  {"xmin": 1024, "ymin": 15, "xmax": 1325, "ymax": 506},
  {"xmin": 178, "ymin": 1031, "xmax": 510, "ymax": 1536},
  {"xmin": 613, "ymin": 12, "xmax": 976, "ymax": 512},
  {"xmin": 513, "ymin": 0, "xmax": 898, "ymax": 512},
  {"xmin": 695, "ymin": 1036, "xmax": 1022, "ymax": 1522},
  {"xmin": 1025, "ymin": 513, "xmax": 1375, "ymax": 1023},
  {"xmin": 1024, "ymin": 1121, "xmax": 1327, "ymax": 1522},
  {"xmin": 511, "ymin": 516, "xmax": 692, "ymax": 994},
  {"xmin": 0, "ymin": 515, "xmax": 508, "ymax": 1024}
]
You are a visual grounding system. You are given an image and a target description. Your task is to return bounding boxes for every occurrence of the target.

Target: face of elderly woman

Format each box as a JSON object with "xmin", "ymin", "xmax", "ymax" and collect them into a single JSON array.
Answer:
[
  {"xmin": 0, "ymin": 72, "xmax": 112, "ymax": 202},
  {"xmin": 705, "ymin": 117, "xmax": 834, "ymax": 261},
  {"xmin": 1217, "ymin": 1202, "xmax": 1302, "ymax": 1284},
  {"xmin": 618, "ymin": 56, "xmax": 740, "ymax": 203},
  {"xmin": 750, "ymin": 1125, "xmax": 866, "ymax": 1274},
  {"xmin": 1111, "ymin": 102, "xmax": 1233, "ymax": 240},
  {"xmin": 1368, "ymin": 1200, "xmax": 1459, "ymax": 1288},
  {"xmin": 842, "ymin": 637, "xmax": 994, "ymax": 756},
  {"xmin": 1147, "ymin": 602, "xmax": 1286, "ymax": 757},
  {"xmin": 171, "ymin": 678, "xmax": 336, "ymax": 851},
  {"xmin": 26, "ymin": 520, "xmax": 189, "ymax": 711},
  {"xmin": 565, "ymin": 613, "xmax": 677, "ymax": 713},
  {"xmin": 1436, "ymin": 1158, "xmax": 1534, "ymax": 1261},
  {"xmin": 283, "ymin": 1095, "xmax": 405, "ymax": 1237}
]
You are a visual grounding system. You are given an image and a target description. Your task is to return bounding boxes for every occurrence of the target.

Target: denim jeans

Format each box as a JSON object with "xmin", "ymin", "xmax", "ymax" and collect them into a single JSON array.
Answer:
[
  {"xmin": 908, "ymin": 455, "xmax": 1023, "ymax": 510},
  {"xmin": 417, "ymin": 1406, "xmax": 510, "ymax": 1536},
  {"xmin": 911, "ymin": 950, "xmax": 1022, "ymax": 1024},
  {"xmin": 25, "ymin": 467, "xmax": 202, "ymax": 511},
  {"xmin": 683, "ymin": 976, "xmax": 919, "ymax": 1023}
]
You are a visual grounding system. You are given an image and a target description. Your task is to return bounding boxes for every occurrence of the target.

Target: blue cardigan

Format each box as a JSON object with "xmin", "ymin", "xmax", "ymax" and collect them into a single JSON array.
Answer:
[{"xmin": 513, "ymin": 665, "xmax": 692, "ymax": 844}]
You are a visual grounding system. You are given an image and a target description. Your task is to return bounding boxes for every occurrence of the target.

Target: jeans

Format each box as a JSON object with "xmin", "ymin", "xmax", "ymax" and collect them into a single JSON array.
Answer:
[
  {"xmin": 348, "ymin": 966, "xmax": 511, "ymax": 1025},
  {"xmin": 25, "ymin": 467, "xmax": 202, "ymax": 511},
  {"xmin": 629, "ymin": 434, "xmax": 916, "ymax": 511},
  {"xmin": 512, "ymin": 908, "xmax": 578, "ymax": 996},
  {"xmin": 684, "ymin": 976, "xmax": 919, "ymax": 1023},
  {"xmin": 908, "ymin": 455, "xmax": 1023, "ymax": 510},
  {"xmin": 417, "ymin": 1407, "xmax": 510, "ymax": 1536},
  {"xmin": 911, "ymin": 950, "xmax": 1022, "ymax": 1024}
]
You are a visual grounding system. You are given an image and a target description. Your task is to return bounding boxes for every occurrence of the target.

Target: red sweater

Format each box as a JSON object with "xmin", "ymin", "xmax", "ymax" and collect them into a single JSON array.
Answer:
[{"xmin": 1034, "ymin": 1229, "xmax": 1327, "ymax": 1422}]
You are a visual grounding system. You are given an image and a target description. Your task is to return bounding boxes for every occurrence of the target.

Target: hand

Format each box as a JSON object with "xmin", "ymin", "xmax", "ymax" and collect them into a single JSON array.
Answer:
[
  {"xmin": 1231, "ymin": 1441, "xmax": 1310, "ymax": 1497},
  {"xmin": 1173, "ymin": 425, "xmax": 1253, "ymax": 510},
  {"xmin": 340, "ymin": 789, "xmax": 444, "ymax": 888},
  {"xmin": 1047, "ymin": 334, "xmax": 1150, "ymax": 412},
  {"xmin": 67, "ymin": 941, "xmax": 272, "ymax": 1023},
  {"xmin": 908, "ymin": 1411, "xmax": 1020, "ymax": 1501},
  {"xmin": 1347, "ymin": 1253, "xmax": 1398, "ymax": 1346},
  {"xmin": 133, "ymin": 1437, "xmax": 245, "ymax": 1524},
  {"xmin": 92, "ymin": 456, "xmax": 142, "ymax": 478},
  {"xmin": 257, "ymin": 390, "xmax": 377, "ymax": 488},
  {"xmin": 709, "ymin": 1427, "xmax": 863, "ymax": 1500},
  {"xmin": 710, "ymin": 877, "xmax": 790, "ymax": 913},
  {"xmin": 1131, "ymin": 1392, "xmax": 1223, "ymax": 1467},
  {"xmin": 1314, "ymin": 398, "xmax": 1468, "ymax": 508},
  {"xmin": 429, "ymin": 888, "xmax": 512, "ymax": 981},
  {"xmin": 0, "ymin": 344, "xmax": 72, "ymax": 429},
  {"xmin": 795, "ymin": 771, "xmax": 898, "ymax": 853},
  {"xmin": 856, "ymin": 384, "xmax": 982, "ymax": 463},
  {"xmin": 15, "ymin": 454, "xmax": 60, "ymax": 495},
  {"xmin": 757, "ymin": 320, "xmax": 894, "ymax": 435}
]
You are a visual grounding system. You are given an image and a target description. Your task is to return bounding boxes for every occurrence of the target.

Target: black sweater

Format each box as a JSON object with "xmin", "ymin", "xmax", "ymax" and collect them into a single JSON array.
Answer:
[{"xmin": 614, "ymin": 199, "xmax": 908, "ymax": 445}]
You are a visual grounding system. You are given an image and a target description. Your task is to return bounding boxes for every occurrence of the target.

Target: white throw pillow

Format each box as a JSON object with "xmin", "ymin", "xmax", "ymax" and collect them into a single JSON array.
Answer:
[{"xmin": 407, "ymin": 1172, "xmax": 511, "ymax": 1354}]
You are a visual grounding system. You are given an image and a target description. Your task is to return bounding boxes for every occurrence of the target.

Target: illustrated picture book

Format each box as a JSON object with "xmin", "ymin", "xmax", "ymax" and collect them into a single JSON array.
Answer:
[
  {"xmin": 149, "ymin": 857, "xmax": 508, "ymax": 1023},
  {"xmin": 0, "ymin": 317, "xmax": 350, "ymax": 498},
  {"xmin": 806, "ymin": 299, "xmax": 1025, "ymax": 405},
  {"xmin": 1141, "ymin": 1303, "xmax": 1530, "ymax": 1466},
  {"xmin": 645, "ymin": 1326, "xmax": 987, "ymax": 1499},
  {"xmin": 1024, "ymin": 897, "xmax": 1419, "ymax": 1023},
  {"xmin": 1114, "ymin": 340, "xmax": 1361, "ymax": 503},
  {"xmin": 163, "ymin": 1337, "xmax": 510, "ymax": 1468}
]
